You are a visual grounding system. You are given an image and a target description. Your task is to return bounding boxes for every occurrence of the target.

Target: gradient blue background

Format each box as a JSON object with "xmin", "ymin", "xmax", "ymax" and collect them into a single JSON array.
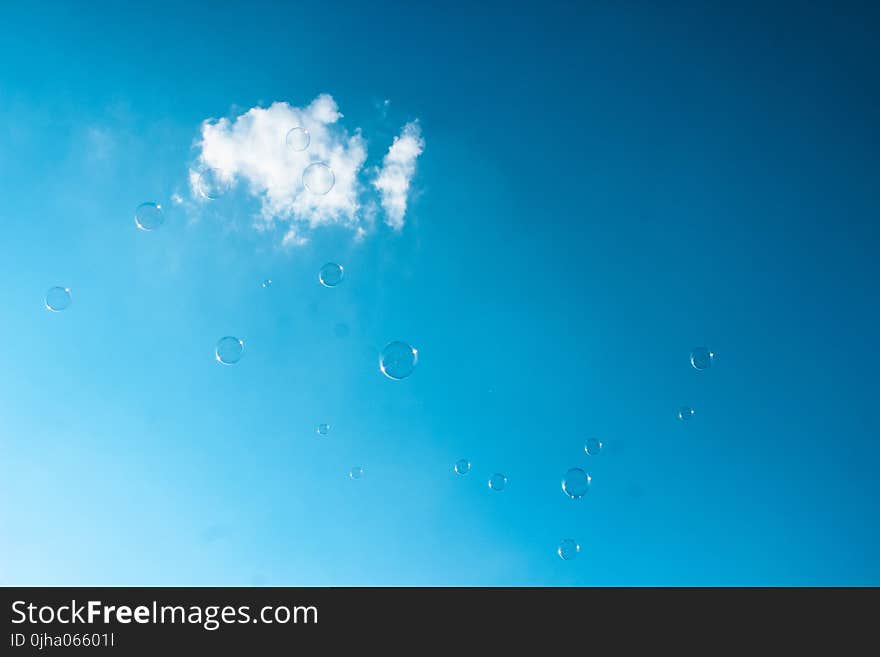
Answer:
[{"xmin": 1, "ymin": 0, "xmax": 878, "ymax": 585}]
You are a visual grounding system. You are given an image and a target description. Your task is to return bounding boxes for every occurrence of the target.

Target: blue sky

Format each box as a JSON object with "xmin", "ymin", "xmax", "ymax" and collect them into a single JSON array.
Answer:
[{"xmin": 1, "ymin": 0, "xmax": 878, "ymax": 585}]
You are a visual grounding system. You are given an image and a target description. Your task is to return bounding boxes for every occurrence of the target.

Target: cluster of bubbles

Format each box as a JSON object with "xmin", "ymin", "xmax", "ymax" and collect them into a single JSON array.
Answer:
[
  {"xmin": 50, "ymin": 128, "xmax": 345, "ymax": 373},
  {"xmin": 130, "ymin": 126, "xmax": 333, "ymax": 226},
  {"xmin": 449, "ymin": 347, "xmax": 713, "ymax": 561},
  {"xmin": 282, "ymin": 125, "xmax": 336, "ymax": 195},
  {"xmin": 449, "ymin": 445, "xmax": 601, "ymax": 560},
  {"xmin": 553, "ymin": 436, "xmax": 610, "ymax": 559},
  {"xmin": 447, "ymin": 343, "xmax": 716, "ymax": 562},
  {"xmin": 549, "ymin": 448, "xmax": 598, "ymax": 559},
  {"xmin": 42, "ymin": 147, "xmax": 719, "ymax": 565}
]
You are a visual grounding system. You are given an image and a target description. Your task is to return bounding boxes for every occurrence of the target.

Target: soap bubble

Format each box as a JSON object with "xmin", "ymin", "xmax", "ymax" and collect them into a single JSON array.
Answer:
[
  {"xmin": 562, "ymin": 468, "xmax": 591, "ymax": 499},
  {"xmin": 45, "ymin": 287, "xmax": 71, "ymax": 312},
  {"xmin": 488, "ymin": 473, "xmax": 507, "ymax": 491},
  {"xmin": 198, "ymin": 168, "xmax": 229, "ymax": 199},
  {"xmin": 318, "ymin": 262, "xmax": 344, "ymax": 287},
  {"xmin": 690, "ymin": 347, "xmax": 715, "ymax": 370},
  {"xmin": 584, "ymin": 438, "xmax": 603, "ymax": 456},
  {"xmin": 557, "ymin": 539, "xmax": 581, "ymax": 561},
  {"xmin": 677, "ymin": 406, "xmax": 695, "ymax": 421},
  {"xmin": 215, "ymin": 336, "xmax": 244, "ymax": 365},
  {"xmin": 316, "ymin": 423, "xmax": 330, "ymax": 436},
  {"xmin": 454, "ymin": 459, "xmax": 471, "ymax": 475},
  {"xmin": 379, "ymin": 341, "xmax": 418, "ymax": 380},
  {"xmin": 303, "ymin": 162, "xmax": 335, "ymax": 195},
  {"xmin": 134, "ymin": 202, "xmax": 164, "ymax": 231},
  {"xmin": 261, "ymin": 279, "xmax": 273, "ymax": 289},
  {"xmin": 285, "ymin": 126, "xmax": 310, "ymax": 152},
  {"xmin": 349, "ymin": 466, "xmax": 364, "ymax": 480}
]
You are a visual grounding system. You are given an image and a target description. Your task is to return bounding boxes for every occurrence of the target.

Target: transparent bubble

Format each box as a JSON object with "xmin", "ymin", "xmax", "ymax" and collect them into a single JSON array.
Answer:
[
  {"xmin": 584, "ymin": 438, "xmax": 603, "ymax": 456},
  {"xmin": 261, "ymin": 279, "xmax": 273, "ymax": 289},
  {"xmin": 557, "ymin": 539, "xmax": 581, "ymax": 561},
  {"xmin": 316, "ymin": 423, "xmax": 330, "ymax": 436},
  {"xmin": 302, "ymin": 162, "xmax": 335, "ymax": 195},
  {"xmin": 285, "ymin": 126, "xmax": 310, "ymax": 152},
  {"xmin": 215, "ymin": 336, "xmax": 244, "ymax": 365},
  {"xmin": 318, "ymin": 262, "xmax": 344, "ymax": 287},
  {"xmin": 690, "ymin": 347, "xmax": 715, "ymax": 371},
  {"xmin": 45, "ymin": 286, "xmax": 71, "ymax": 312},
  {"xmin": 348, "ymin": 466, "xmax": 364, "ymax": 480},
  {"xmin": 134, "ymin": 202, "xmax": 164, "ymax": 231},
  {"xmin": 454, "ymin": 459, "xmax": 471, "ymax": 475},
  {"xmin": 198, "ymin": 168, "xmax": 230, "ymax": 200},
  {"xmin": 488, "ymin": 473, "xmax": 507, "ymax": 491},
  {"xmin": 562, "ymin": 468, "xmax": 591, "ymax": 499},
  {"xmin": 379, "ymin": 341, "xmax": 418, "ymax": 380},
  {"xmin": 677, "ymin": 406, "xmax": 695, "ymax": 421}
]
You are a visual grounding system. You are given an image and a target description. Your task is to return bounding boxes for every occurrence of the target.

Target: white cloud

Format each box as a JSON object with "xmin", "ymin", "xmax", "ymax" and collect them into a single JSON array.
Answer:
[
  {"xmin": 190, "ymin": 95, "xmax": 423, "ymax": 244},
  {"xmin": 373, "ymin": 121, "xmax": 424, "ymax": 230}
]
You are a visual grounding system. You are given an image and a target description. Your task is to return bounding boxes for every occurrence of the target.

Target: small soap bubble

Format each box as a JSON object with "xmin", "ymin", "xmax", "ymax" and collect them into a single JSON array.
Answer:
[
  {"xmin": 379, "ymin": 341, "xmax": 418, "ymax": 380},
  {"xmin": 557, "ymin": 539, "xmax": 581, "ymax": 561},
  {"xmin": 677, "ymin": 406, "xmax": 695, "ymax": 421},
  {"xmin": 562, "ymin": 468, "xmax": 591, "ymax": 499},
  {"xmin": 584, "ymin": 438, "xmax": 603, "ymax": 456},
  {"xmin": 134, "ymin": 202, "xmax": 164, "ymax": 231},
  {"xmin": 690, "ymin": 347, "xmax": 715, "ymax": 370},
  {"xmin": 349, "ymin": 466, "xmax": 364, "ymax": 480},
  {"xmin": 215, "ymin": 336, "xmax": 244, "ymax": 365},
  {"xmin": 198, "ymin": 168, "xmax": 230, "ymax": 200},
  {"xmin": 454, "ymin": 459, "xmax": 471, "ymax": 475},
  {"xmin": 303, "ymin": 162, "xmax": 335, "ymax": 195},
  {"xmin": 285, "ymin": 126, "xmax": 310, "ymax": 152},
  {"xmin": 316, "ymin": 423, "xmax": 330, "ymax": 436},
  {"xmin": 45, "ymin": 286, "xmax": 72, "ymax": 312},
  {"xmin": 488, "ymin": 473, "xmax": 507, "ymax": 491},
  {"xmin": 318, "ymin": 262, "xmax": 344, "ymax": 287},
  {"xmin": 261, "ymin": 279, "xmax": 273, "ymax": 289}
]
